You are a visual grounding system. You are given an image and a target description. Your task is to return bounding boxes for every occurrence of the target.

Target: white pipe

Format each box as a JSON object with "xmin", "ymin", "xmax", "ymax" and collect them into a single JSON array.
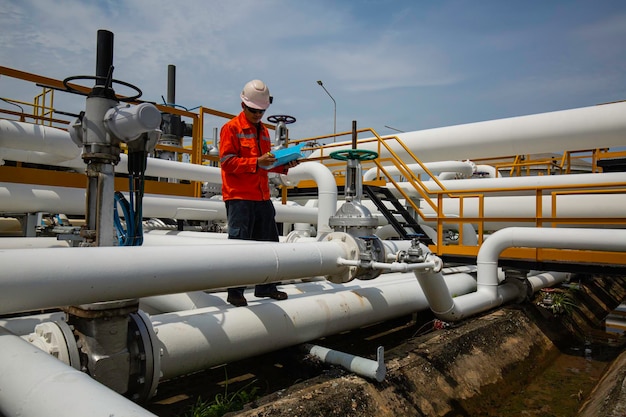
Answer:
[
  {"xmin": 363, "ymin": 160, "xmax": 475, "ymax": 182},
  {"xmin": 151, "ymin": 272, "xmax": 478, "ymax": 380},
  {"xmin": 415, "ymin": 227, "xmax": 626, "ymax": 321},
  {"xmin": 394, "ymin": 172, "xmax": 626, "ymax": 197},
  {"xmin": 0, "ymin": 120, "xmax": 81, "ymax": 159},
  {"xmin": 0, "ymin": 240, "xmax": 352, "ymax": 314},
  {"xmin": 303, "ymin": 344, "xmax": 385, "ymax": 382},
  {"xmin": 0, "ymin": 182, "xmax": 318, "ymax": 224},
  {"xmin": 284, "ymin": 161, "xmax": 338, "ymax": 234},
  {"xmin": 0, "ymin": 326, "xmax": 157, "ymax": 417},
  {"xmin": 527, "ymin": 271, "xmax": 571, "ymax": 293},
  {"xmin": 0, "ymin": 237, "xmax": 71, "ymax": 249},
  {"xmin": 0, "ymin": 312, "xmax": 67, "ymax": 336},
  {"xmin": 477, "ymin": 227, "xmax": 626, "ymax": 287},
  {"xmin": 419, "ymin": 194, "xmax": 626, "ymax": 230},
  {"xmin": 308, "ymin": 101, "xmax": 626, "ymax": 163}
]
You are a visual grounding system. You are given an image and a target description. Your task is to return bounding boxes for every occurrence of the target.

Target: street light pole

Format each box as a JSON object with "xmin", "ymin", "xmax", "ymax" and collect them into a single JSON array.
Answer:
[{"xmin": 317, "ymin": 80, "xmax": 336, "ymax": 142}]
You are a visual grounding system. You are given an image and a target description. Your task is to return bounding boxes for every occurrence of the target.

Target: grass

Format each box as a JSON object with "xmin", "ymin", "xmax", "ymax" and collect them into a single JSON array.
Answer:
[{"xmin": 180, "ymin": 370, "xmax": 260, "ymax": 417}]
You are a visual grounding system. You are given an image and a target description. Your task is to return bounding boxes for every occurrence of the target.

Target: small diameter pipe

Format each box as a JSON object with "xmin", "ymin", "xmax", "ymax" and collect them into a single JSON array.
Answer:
[
  {"xmin": 363, "ymin": 160, "xmax": 475, "ymax": 182},
  {"xmin": 337, "ymin": 258, "xmax": 439, "ymax": 273},
  {"xmin": 0, "ymin": 326, "xmax": 157, "ymax": 417},
  {"xmin": 303, "ymin": 344, "xmax": 386, "ymax": 382},
  {"xmin": 0, "ymin": 240, "xmax": 351, "ymax": 314},
  {"xmin": 151, "ymin": 272, "xmax": 478, "ymax": 380}
]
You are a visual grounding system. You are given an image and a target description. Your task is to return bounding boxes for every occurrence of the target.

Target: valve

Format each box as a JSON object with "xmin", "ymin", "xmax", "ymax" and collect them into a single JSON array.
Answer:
[{"xmin": 267, "ymin": 114, "xmax": 296, "ymax": 149}]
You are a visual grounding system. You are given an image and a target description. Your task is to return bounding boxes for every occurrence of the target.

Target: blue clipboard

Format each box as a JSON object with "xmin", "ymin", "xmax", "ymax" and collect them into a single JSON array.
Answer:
[{"xmin": 262, "ymin": 144, "xmax": 305, "ymax": 169}]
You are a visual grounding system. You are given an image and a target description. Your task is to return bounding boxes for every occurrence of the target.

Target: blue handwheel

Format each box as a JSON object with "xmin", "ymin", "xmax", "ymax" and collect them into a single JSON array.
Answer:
[{"xmin": 330, "ymin": 149, "xmax": 379, "ymax": 161}]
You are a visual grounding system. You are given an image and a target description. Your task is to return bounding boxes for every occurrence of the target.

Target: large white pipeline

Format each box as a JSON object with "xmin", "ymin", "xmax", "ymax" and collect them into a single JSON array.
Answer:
[
  {"xmin": 415, "ymin": 227, "xmax": 626, "ymax": 321},
  {"xmin": 151, "ymin": 272, "xmax": 478, "ymax": 380},
  {"xmin": 0, "ymin": 182, "xmax": 318, "ymax": 224},
  {"xmin": 0, "ymin": 327, "xmax": 157, "ymax": 417},
  {"xmin": 309, "ymin": 101, "xmax": 626, "ymax": 163},
  {"xmin": 0, "ymin": 240, "xmax": 354, "ymax": 314},
  {"xmin": 419, "ymin": 193, "xmax": 626, "ymax": 229},
  {"xmin": 0, "ymin": 120, "xmax": 81, "ymax": 160},
  {"xmin": 393, "ymin": 172, "xmax": 626, "ymax": 197}
]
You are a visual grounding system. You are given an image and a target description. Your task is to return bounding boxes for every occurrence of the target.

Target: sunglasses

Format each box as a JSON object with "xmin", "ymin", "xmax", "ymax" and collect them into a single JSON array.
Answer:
[{"xmin": 244, "ymin": 104, "xmax": 265, "ymax": 115}]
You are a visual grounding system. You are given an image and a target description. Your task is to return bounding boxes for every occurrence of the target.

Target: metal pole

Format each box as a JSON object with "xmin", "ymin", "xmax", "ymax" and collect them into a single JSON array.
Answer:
[{"xmin": 316, "ymin": 80, "xmax": 336, "ymax": 142}]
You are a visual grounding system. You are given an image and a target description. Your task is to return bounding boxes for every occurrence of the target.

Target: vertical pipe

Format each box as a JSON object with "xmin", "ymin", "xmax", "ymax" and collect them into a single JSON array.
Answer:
[
  {"xmin": 167, "ymin": 64, "xmax": 176, "ymax": 105},
  {"xmin": 95, "ymin": 30, "xmax": 114, "ymax": 82}
]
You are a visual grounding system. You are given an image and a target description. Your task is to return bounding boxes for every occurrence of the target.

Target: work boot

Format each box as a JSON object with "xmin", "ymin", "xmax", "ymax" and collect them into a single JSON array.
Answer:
[
  {"xmin": 254, "ymin": 289, "xmax": 288, "ymax": 300},
  {"xmin": 227, "ymin": 293, "xmax": 248, "ymax": 307}
]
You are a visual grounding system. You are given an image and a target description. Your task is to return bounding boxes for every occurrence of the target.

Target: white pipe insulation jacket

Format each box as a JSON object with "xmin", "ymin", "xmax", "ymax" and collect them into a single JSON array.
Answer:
[
  {"xmin": 151, "ymin": 272, "xmax": 478, "ymax": 380},
  {"xmin": 0, "ymin": 327, "xmax": 157, "ymax": 417},
  {"xmin": 0, "ymin": 182, "xmax": 318, "ymax": 224},
  {"xmin": 392, "ymin": 172, "xmax": 626, "ymax": 197},
  {"xmin": 0, "ymin": 240, "xmax": 352, "ymax": 314},
  {"xmin": 0, "ymin": 119, "xmax": 81, "ymax": 159},
  {"xmin": 476, "ymin": 227, "xmax": 626, "ymax": 287},
  {"xmin": 415, "ymin": 227, "xmax": 626, "ymax": 322},
  {"xmin": 308, "ymin": 101, "xmax": 626, "ymax": 164},
  {"xmin": 284, "ymin": 161, "xmax": 338, "ymax": 234},
  {"xmin": 363, "ymin": 160, "xmax": 475, "ymax": 182}
]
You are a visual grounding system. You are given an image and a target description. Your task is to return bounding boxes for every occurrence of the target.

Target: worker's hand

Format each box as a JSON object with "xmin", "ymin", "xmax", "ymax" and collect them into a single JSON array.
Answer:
[
  {"xmin": 285, "ymin": 159, "xmax": 300, "ymax": 169},
  {"xmin": 257, "ymin": 152, "xmax": 276, "ymax": 168}
]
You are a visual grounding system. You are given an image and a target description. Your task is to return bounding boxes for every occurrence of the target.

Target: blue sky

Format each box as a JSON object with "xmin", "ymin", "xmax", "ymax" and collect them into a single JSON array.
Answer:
[{"xmin": 1, "ymin": 0, "xmax": 625, "ymax": 142}]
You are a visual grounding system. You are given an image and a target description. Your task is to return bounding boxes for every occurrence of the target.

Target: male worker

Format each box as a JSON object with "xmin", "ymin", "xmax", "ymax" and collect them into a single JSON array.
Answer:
[{"xmin": 219, "ymin": 79, "xmax": 299, "ymax": 307}]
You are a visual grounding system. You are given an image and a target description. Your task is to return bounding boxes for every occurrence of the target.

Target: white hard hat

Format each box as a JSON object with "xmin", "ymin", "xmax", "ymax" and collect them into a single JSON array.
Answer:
[{"xmin": 241, "ymin": 79, "xmax": 271, "ymax": 110}]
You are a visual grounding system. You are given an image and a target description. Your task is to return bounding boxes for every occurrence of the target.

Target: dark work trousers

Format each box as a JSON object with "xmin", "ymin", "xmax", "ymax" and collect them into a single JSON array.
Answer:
[{"xmin": 225, "ymin": 199, "xmax": 280, "ymax": 297}]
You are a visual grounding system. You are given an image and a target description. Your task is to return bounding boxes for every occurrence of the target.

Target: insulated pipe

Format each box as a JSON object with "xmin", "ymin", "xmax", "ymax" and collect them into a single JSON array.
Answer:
[
  {"xmin": 0, "ymin": 240, "xmax": 352, "ymax": 314},
  {"xmin": 0, "ymin": 312, "xmax": 67, "ymax": 336},
  {"xmin": 0, "ymin": 326, "xmax": 157, "ymax": 417},
  {"xmin": 392, "ymin": 172, "xmax": 626, "ymax": 197},
  {"xmin": 477, "ymin": 227, "xmax": 626, "ymax": 287},
  {"xmin": 284, "ymin": 161, "xmax": 338, "ymax": 234},
  {"xmin": 308, "ymin": 101, "xmax": 626, "ymax": 164},
  {"xmin": 0, "ymin": 120, "xmax": 81, "ymax": 159},
  {"xmin": 0, "ymin": 182, "xmax": 318, "ymax": 224},
  {"xmin": 418, "ymin": 194, "xmax": 626, "ymax": 230},
  {"xmin": 363, "ymin": 160, "xmax": 475, "ymax": 182},
  {"xmin": 526, "ymin": 271, "xmax": 571, "ymax": 293},
  {"xmin": 0, "ymin": 237, "xmax": 71, "ymax": 249},
  {"xmin": 415, "ymin": 227, "xmax": 626, "ymax": 321},
  {"xmin": 151, "ymin": 272, "xmax": 478, "ymax": 380}
]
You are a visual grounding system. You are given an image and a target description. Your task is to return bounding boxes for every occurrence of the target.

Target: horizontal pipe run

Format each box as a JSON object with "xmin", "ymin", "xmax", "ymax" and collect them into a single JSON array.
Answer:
[
  {"xmin": 477, "ymin": 227, "xmax": 626, "ymax": 287},
  {"xmin": 0, "ymin": 240, "xmax": 351, "ymax": 314},
  {"xmin": 337, "ymin": 258, "xmax": 438, "ymax": 272},
  {"xmin": 309, "ymin": 101, "xmax": 626, "ymax": 164},
  {"xmin": 151, "ymin": 272, "xmax": 478, "ymax": 380},
  {"xmin": 0, "ymin": 326, "xmax": 157, "ymax": 417},
  {"xmin": 0, "ymin": 182, "xmax": 318, "ymax": 224}
]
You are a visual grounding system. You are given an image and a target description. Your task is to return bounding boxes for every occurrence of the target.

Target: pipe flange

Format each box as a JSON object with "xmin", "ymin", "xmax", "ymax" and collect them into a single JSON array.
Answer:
[
  {"xmin": 27, "ymin": 320, "xmax": 80, "ymax": 370},
  {"xmin": 128, "ymin": 310, "xmax": 161, "ymax": 401},
  {"xmin": 321, "ymin": 232, "xmax": 360, "ymax": 284}
]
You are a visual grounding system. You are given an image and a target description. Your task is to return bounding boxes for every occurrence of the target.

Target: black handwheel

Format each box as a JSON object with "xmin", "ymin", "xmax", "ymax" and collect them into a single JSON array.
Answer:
[
  {"xmin": 63, "ymin": 75, "xmax": 143, "ymax": 102},
  {"xmin": 267, "ymin": 115, "xmax": 296, "ymax": 124},
  {"xmin": 330, "ymin": 149, "xmax": 379, "ymax": 161}
]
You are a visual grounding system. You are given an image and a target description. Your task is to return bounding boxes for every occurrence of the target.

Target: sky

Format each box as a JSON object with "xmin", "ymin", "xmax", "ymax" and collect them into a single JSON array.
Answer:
[{"xmin": 1, "ymin": 0, "xmax": 626, "ymax": 143}]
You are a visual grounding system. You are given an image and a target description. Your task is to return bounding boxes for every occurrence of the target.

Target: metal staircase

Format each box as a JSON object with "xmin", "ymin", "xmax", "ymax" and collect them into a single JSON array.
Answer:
[{"xmin": 363, "ymin": 185, "xmax": 434, "ymax": 244}]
